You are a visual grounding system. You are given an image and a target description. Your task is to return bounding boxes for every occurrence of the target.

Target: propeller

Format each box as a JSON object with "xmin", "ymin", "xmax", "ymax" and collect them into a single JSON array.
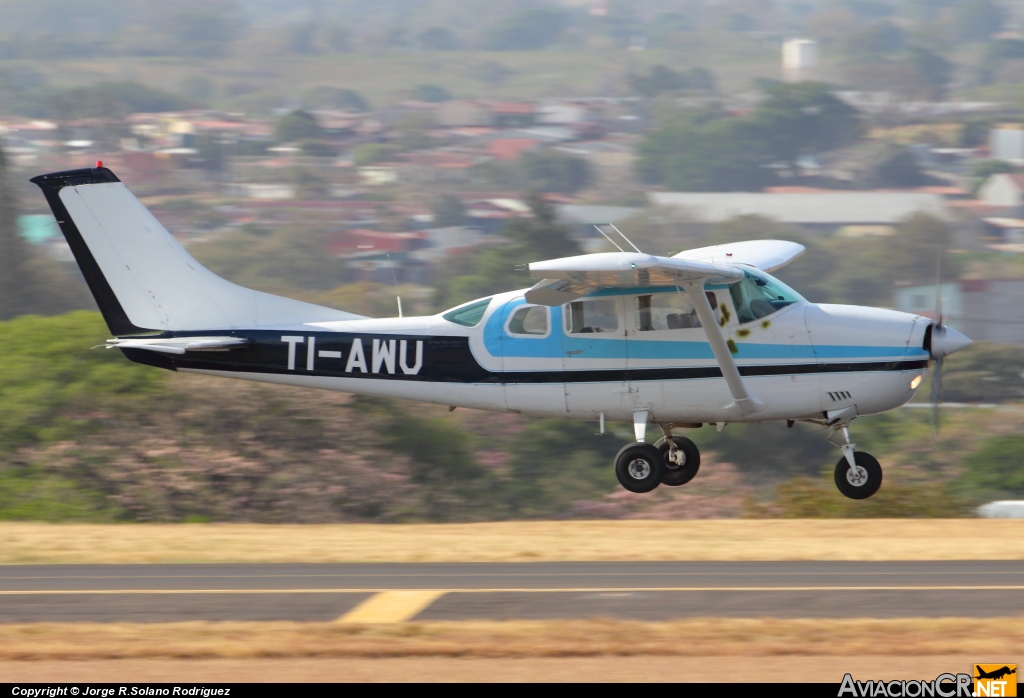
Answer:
[{"xmin": 926, "ymin": 262, "xmax": 971, "ymax": 437}]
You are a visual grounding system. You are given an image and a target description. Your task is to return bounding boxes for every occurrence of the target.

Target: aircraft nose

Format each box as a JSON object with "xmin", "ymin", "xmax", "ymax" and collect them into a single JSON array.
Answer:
[{"xmin": 928, "ymin": 323, "xmax": 972, "ymax": 360}]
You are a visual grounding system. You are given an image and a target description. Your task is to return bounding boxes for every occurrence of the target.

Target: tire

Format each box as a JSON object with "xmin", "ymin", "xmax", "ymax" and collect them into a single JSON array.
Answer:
[
  {"xmin": 834, "ymin": 452, "xmax": 882, "ymax": 500},
  {"xmin": 614, "ymin": 443, "xmax": 665, "ymax": 494},
  {"xmin": 654, "ymin": 436, "xmax": 701, "ymax": 487}
]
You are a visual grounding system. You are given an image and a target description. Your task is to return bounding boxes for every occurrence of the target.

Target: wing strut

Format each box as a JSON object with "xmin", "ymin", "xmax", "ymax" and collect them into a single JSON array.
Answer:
[{"xmin": 687, "ymin": 280, "xmax": 766, "ymax": 417}]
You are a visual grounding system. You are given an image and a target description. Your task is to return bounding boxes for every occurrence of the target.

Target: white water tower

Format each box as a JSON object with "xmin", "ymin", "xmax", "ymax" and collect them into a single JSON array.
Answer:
[{"xmin": 782, "ymin": 39, "xmax": 818, "ymax": 82}]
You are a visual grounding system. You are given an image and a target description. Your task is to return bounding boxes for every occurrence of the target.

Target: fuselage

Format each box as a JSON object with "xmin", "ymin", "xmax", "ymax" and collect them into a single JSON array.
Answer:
[{"xmin": 125, "ymin": 277, "xmax": 932, "ymax": 427}]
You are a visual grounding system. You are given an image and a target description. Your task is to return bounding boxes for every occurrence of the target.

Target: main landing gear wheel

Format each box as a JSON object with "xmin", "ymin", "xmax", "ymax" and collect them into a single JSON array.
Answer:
[
  {"xmin": 834, "ymin": 452, "xmax": 882, "ymax": 500},
  {"xmin": 653, "ymin": 436, "xmax": 700, "ymax": 487},
  {"xmin": 614, "ymin": 443, "xmax": 665, "ymax": 493}
]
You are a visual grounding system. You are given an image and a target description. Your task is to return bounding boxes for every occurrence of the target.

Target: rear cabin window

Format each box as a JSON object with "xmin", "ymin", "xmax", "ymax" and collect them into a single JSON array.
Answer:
[
  {"xmin": 507, "ymin": 305, "xmax": 549, "ymax": 336},
  {"xmin": 566, "ymin": 298, "xmax": 619, "ymax": 334},
  {"xmin": 636, "ymin": 292, "xmax": 701, "ymax": 331}
]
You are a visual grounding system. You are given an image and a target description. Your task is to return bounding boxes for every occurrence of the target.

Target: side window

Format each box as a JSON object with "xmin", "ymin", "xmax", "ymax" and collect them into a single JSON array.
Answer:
[
  {"xmin": 566, "ymin": 298, "xmax": 619, "ymax": 334},
  {"xmin": 636, "ymin": 292, "xmax": 702, "ymax": 331},
  {"xmin": 507, "ymin": 305, "xmax": 549, "ymax": 336}
]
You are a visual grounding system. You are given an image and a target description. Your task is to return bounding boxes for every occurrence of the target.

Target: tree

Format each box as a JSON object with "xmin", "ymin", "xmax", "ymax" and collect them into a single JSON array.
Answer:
[
  {"xmin": 519, "ymin": 150, "xmax": 591, "ymax": 194},
  {"xmin": 904, "ymin": 46, "xmax": 952, "ymax": 100},
  {"xmin": 636, "ymin": 110, "xmax": 776, "ymax": 191},
  {"xmin": 0, "ymin": 147, "xmax": 34, "ymax": 320},
  {"xmin": 960, "ymin": 435, "xmax": 1024, "ymax": 498},
  {"xmin": 857, "ymin": 145, "xmax": 929, "ymax": 189},
  {"xmin": 273, "ymin": 110, "xmax": 323, "ymax": 144},
  {"xmin": 750, "ymin": 82, "xmax": 866, "ymax": 171},
  {"xmin": 301, "ymin": 87, "xmax": 368, "ymax": 112},
  {"xmin": 436, "ymin": 194, "xmax": 580, "ymax": 307},
  {"xmin": 431, "ymin": 195, "xmax": 467, "ymax": 228}
]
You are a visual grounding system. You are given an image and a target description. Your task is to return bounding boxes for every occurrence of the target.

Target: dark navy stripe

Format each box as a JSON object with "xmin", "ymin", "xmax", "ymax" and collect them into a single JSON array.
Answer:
[{"xmin": 134, "ymin": 330, "xmax": 927, "ymax": 385}]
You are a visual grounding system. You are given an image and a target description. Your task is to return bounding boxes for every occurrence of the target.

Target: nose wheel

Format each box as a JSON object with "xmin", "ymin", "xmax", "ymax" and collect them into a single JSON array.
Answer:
[
  {"xmin": 834, "ymin": 452, "xmax": 882, "ymax": 499},
  {"xmin": 829, "ymin": 423, "xmax": 882, "ymax": 499}
]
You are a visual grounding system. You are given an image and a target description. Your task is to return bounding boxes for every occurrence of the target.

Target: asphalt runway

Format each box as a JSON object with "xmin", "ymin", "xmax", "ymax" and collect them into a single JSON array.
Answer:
[{"xmin": 1, "ymin": 561, "xmax": 1021, "ymax": 623}]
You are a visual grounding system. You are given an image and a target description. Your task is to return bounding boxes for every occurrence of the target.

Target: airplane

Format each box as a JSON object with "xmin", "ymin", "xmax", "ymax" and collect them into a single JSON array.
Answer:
[
  {"xmin": 975, "ymin": 666, "xmax": 1016, "ymax": 681},
  {"xmin": 31, "ymin": 164, "xmax": 973, "ymax": 500}
]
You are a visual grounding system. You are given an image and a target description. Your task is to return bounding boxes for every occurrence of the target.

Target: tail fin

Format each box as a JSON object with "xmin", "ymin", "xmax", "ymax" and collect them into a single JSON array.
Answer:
[{"xmin": 32, "ymin": 166, "xmax": 362, "ymax": 335}]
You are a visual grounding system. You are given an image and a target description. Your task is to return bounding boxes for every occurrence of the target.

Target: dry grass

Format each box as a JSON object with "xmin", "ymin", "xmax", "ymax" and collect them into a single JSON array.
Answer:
[
  {"xmin": 2, "ymin": 520, "xmax": 1023, "ymax": 564},
  {"xmin": 1, "ymin": 618, "xmax": 1021, "ymax": 660}
]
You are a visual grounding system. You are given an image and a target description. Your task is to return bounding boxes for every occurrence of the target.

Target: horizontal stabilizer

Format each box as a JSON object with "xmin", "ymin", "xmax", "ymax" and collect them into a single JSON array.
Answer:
[
  {"xmin": 673, "ymin": 239, "xmax": 805, "ymax": 272},
  {"xmin": 527, "ymin": 252, "xmax": 742, "ymax": 303},
  {"xmin": 104, "ymin": 336, "xmax": 250, "ymax": 355}
]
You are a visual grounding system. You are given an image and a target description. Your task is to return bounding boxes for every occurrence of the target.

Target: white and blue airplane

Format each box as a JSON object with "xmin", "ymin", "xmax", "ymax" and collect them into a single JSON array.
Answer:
[{"xmin": 32, "ymin": 165, "xmax": 972, "ymax": 499}]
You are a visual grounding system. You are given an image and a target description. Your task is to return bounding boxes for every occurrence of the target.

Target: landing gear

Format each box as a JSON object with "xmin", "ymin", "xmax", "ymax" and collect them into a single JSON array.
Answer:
[
  {"xmin": 654, "ymin": 435, "xmax": 700, "ymax": 487},
  {"xmin": 834, "ymin": 452, "xmax": 882, "ymax": 500},
  {"xmin": 828, "ymin": 422, "xmax": 882, "ymax": 499},
  {"xmin": 614, "ymin": 443, "xmax": 664, "ymax": 493}
]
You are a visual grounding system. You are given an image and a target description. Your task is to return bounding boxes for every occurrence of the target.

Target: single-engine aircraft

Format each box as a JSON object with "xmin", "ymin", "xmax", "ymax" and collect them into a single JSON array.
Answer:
[{"xmin": 32, "ymin": 165, "xmax": 973, "ymax": 499}]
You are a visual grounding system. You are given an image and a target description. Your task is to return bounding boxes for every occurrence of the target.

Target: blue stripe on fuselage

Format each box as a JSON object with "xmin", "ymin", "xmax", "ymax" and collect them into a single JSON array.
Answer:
[{"xmin": 484, "ymin": 299, "xmax": 923, "ymax": 362}]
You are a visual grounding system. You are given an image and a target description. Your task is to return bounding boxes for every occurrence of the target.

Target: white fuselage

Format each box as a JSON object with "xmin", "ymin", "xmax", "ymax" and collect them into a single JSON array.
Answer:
[{"xmin": 182, "ymin": 287, "xmax": 931, "ymax": 427}]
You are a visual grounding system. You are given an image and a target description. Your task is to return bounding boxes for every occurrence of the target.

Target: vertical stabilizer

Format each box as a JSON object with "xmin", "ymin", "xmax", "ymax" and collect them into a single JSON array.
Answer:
[{"xmin": 32, "ymin": 167, "xmax": 363, "ymax": 334}]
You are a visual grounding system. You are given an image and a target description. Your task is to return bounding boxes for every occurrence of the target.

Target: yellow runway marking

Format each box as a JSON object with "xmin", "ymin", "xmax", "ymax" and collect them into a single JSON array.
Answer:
[
  {"xmin": 336, "ymin": 590, "xmax": 446, "ymax": 624},
  {"xmin": 1, "ymin": 585, "xmax": 1023, "ymax": 594}
]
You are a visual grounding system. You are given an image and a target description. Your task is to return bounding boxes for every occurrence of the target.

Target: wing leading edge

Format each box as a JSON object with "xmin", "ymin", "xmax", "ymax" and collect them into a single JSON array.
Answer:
[{"xmin": 524, "ymin": 252, "xmax": 744, "ymax": 306}]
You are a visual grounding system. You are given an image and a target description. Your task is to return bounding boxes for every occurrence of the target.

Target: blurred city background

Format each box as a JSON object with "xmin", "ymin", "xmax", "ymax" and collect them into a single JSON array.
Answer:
[{"xmin": 1, "ymin": 0, "xmax": 1023, "ymax": 523}]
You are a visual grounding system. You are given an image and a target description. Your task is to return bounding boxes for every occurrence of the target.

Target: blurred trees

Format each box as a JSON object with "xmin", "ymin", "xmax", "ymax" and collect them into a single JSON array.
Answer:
[
  {"xmin": 431, "ymin": 195, "xmax": 468, "ymax": 227},
  {"xmin": 475, "ymin": 150, "xmax": 592, "ymax": 194},
  {"xmin": 301, "ymin": 86, "xmax": 368, "ymax": 112},
  {"xmin": 273, "ymin": 110, "xmax": 324, "ymax": 143},
  {"xmin": 635, "ymin": 110, "xmax": 776, "ymax": 191},
  {"xmin": 627, "ymin": 65, "xmax": 715, "ymax": 98},
  {"xmin": 636, "ymin": 83, "xmax": 865, "ymax": 190},
  {"xmin": 0, "ymin": 147, "xmax": 37, "ymax": 321},
  {"xmin": 0, "ymin": 148, "xmax": 91, "ymax": 320},
  {"xmin": 436, "ymin": 192, "xmax": 579, "ymax": 307}
]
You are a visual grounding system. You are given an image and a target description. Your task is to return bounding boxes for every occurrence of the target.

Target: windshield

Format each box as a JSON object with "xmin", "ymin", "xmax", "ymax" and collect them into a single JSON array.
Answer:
[
  {"xmin": 728, "ymin": 269, "xmax": 804, "ymax": 324},
  {"xmin": 442, "ymin": 297, "xmax": 492, "ymax": 327}
]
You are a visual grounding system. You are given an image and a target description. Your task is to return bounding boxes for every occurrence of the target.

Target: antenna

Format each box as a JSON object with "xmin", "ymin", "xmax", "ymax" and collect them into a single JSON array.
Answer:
[
  {"xmin": 608, "ymin": 223, "xmax": 642, "ymax": 253},
  {"xmin": 386, "ymin": 252, "xmax": 403, "ymax": 318},
  {"xmin": 594, "ymin": 224, "xmax": 626, "ymax": 252}
]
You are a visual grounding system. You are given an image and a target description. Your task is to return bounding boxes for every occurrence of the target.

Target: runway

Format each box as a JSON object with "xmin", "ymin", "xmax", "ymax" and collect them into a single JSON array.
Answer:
[{"xmin": 1, "ymin": 561, "xmax": 1021, "ymax": 622}]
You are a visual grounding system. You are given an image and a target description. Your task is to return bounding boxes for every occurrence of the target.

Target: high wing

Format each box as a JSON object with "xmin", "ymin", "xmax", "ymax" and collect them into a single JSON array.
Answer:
[
  {"xmin": 104, "ymin": 336, "xmax": 250, "ymax": 355},
  {"xmin": 524, "ymin": 252, "xmax": 743, "ymax": 306},
  {"xmin": 672, "ymin": 239, "xmax": 805, "ymax": 272}
]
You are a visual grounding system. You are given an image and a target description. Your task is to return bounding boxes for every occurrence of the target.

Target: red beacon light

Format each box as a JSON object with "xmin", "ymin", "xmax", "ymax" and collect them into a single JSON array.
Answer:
[{"xmin": 95, "ymin": 160, "xmax": 103, "ymax": 168}]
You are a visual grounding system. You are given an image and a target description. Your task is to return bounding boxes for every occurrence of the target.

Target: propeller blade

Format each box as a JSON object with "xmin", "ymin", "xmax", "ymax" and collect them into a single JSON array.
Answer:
[{"xmin": 930, "ymin": 356, "xmax": 943, "ymax": 440}]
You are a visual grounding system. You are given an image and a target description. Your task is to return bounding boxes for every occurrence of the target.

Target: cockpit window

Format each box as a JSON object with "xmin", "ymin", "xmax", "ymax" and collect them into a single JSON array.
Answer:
[
  {"xmin": 636, "ymin": 292, "xmax": 702, "ymax": 331},
  {"xmin": 728, "ymin": 269, "xmax": 804, "ymax": 324},
  {"xmin": 442, "ymin": 297, "xmax": 492, "ymax": 327}
]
